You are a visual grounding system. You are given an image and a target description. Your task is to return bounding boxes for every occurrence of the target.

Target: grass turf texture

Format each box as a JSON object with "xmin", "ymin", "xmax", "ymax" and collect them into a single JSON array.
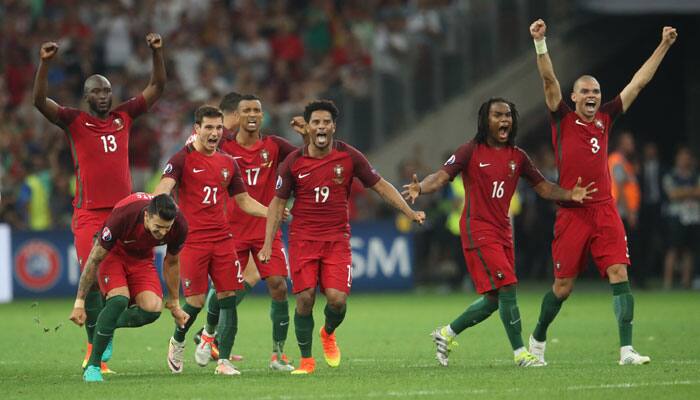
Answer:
[{"xmin": 1, "ymin": 288, "xmax": 698, "ymax": 399}]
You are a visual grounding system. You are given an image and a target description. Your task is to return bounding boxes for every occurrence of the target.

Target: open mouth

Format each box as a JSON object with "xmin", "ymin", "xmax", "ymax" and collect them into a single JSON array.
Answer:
[
  {"xmin": 207, "ymin": 137, "xmax": 219, "ymax": 146},
  {"xmin": 584, "ymin": 100, "xmax": 597, "ymax": 113},
  {"xmin": 246, "ymin": 120, "xmax": 257, "ymax": 129},
  {"xmin": 498, "ymin": 126, "xmax": 509, "ymax": 140},
  {"xmin": 316, "ymin": 132, "xmax": 328, "ymax": 146}
]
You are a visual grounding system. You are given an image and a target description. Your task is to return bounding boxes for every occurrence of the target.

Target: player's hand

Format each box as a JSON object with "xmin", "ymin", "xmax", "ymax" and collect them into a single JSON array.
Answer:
[
  {"xmin": 40, "ymin": 42, "xmax": 59, "ymax": 61},
  {"xmin": 530, "ymin": 19, "xmax": 546, "ymax": 41},
  {"xmin": 401, "ymin": 174, "xmax": 421, "ymax": 204},
  {"xmin": 570, "ymin": 176, "xmax": 597, "ymax": 203},
  {"xmin": 146, "ymin": 33, "xmax": 163, "ymax": 49},
  {"xmin": 661, "ymin": 26, "xmax": 677, "ymax": 46},
  {"xmin": 282, "ymin": 207, "xmax": 291, "ymax": 221},
  {"xmin": 290, "ymin": 116, "xmax": 307, "ymax": 136},
  {"xmin": 170, "ymin": 306, "xmax": 189, "ymax": 329},
  {"xmin": 412, "ymin": 210, "xmax": 426, "ymax": 225},
  {"xmin": 69, "ymin": 307, "xmax": 87, "ymax": 326},
  {"xmin": 258, "ymin": 246, "xmax": 272, "ymax": 264}
]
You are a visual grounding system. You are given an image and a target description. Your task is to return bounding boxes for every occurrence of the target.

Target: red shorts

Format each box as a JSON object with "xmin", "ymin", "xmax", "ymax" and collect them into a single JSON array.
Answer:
[
  {"xmin": 288, "ymin": 240, "xmax": 352, "ymax": 295},
  {"xmin": 234, "ymin": 238, "xmax": 289, "ymax": 279},
  {"xmin": 179, "ymin": 238, "xmax": 243, "ymax": 297},
  {"xmin": 72, "ymin": 208, "xmax": 111, "ymax": 270},
  {"xmin": 98, "ymin": 251, "xmax": 163, "ymax": 298},
  {"xmin": 551, "ymin": 202, "xmax": 630, "ymax": 279},
  {"xmin": 462, "ymin": 243, "xmax": 517, "ymax": 294}
]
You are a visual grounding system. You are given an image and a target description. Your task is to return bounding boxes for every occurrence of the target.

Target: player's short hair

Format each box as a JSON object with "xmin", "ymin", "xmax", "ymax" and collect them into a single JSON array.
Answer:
[
  {"xmin": 147, "ymin": 194, "xmax": 178, "ymax": 221},
  {"xmin": 303, "ymin": 100, "xmax": 339, "ymax": 123},
  {"xmin": 237, "ymin": 94, "xmax": 261, "ymax": 109},
  {"xmin": 194, "ymin": 105, "xmax": 224, "ymax": 125},
  {"xmin": 475, "ymin": 98, "xmax": 518, "ymax": 146},
  {"xmin": 219, "ymin": 92, "xmax": 243, "ymax": 113}
]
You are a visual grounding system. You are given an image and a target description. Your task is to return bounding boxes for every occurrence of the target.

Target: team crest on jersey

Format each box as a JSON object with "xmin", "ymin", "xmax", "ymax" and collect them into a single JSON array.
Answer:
[
  {"xmin": 508, "ymin": 160, "xmax": 517, "ymax": 178},
  {"xmin": 114, "ymin": 118, "xmax": 124, "ymax": 130},
  {"xmin": 333, "ymin": 164, "xmax": 344, "ymax": 184},
  {"xmin": 184, "ymin": 279, "xmax": 191, "ymax": 289},
  {"xmin": 594, "ymin": 119, "xmax": 604, "ymax": 131},
  {"xmin": 104, "ymin": 276, "xmax": 109, "ymax": 284},
  {"xmin": 555, "ymin": 261, "xmax": 561, "ymax": 270},
  {"xmin": 101, "ymin": 227, "xmax": 112, "ymax": 242},
  {"xmin": 260, "ymin": 149, "xmax": 272, "ymax": 168}
]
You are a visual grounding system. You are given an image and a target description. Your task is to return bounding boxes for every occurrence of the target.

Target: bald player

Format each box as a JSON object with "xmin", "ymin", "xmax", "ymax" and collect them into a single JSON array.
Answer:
[{"xmin": 33, "ymin": 33, "xmax": 166, "ymax": 372}]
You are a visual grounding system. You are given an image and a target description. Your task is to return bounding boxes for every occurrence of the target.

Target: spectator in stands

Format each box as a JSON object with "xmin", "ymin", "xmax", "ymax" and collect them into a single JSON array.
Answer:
[{"xmin": 638, "ymin": 142, "xmax": 665, "ymax": 288}]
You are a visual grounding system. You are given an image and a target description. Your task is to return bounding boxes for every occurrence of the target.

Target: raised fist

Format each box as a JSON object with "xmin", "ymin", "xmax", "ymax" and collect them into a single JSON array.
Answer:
[
  {"xmin": 146, "ymin": 33, "xmax": 163, "ymax": 49},
  {"xmin": 662, "ymin": 26, "xmax": 677, "ymax": 46},
  {"xmin": 40, "ymin": 42, "xmax": 59, "ymax": 60},
  {"xmin": 530, "ymin": 19, "xmax": 546, "ymax": 41}
]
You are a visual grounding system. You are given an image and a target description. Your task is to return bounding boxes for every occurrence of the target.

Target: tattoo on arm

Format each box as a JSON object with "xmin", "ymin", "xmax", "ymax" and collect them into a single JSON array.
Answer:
[{"xmin": 76, "ymin": 245, "xmax": 108, "ymax": 300}]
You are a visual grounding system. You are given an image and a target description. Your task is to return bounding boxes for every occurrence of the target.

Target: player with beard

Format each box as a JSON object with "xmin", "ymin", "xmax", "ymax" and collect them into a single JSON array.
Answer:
[
  {"xmin": 403, "ymin": 98, "xmax": 595, "ymax": 367},
  {"xmin": 258, "ymin": 100, "xmax": 426, "ymax": 374},
  {"xmin": 528, "ymin": 19, "xmax": 677, "ymax": 365},
  {"xmin": 33, "ymin": 33, "xmax": 166, "ymax": 373}
]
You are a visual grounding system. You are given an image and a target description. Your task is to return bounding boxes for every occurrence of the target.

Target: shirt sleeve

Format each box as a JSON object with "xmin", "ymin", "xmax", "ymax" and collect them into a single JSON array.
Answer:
[
  {"xmin": 166, "ymin": 214, "xmax": 188, "ymax": 255},
  {"xmin": 600, "ymin": 95, "xmax": 623, "ymax": 121},
  {"xmin": 347, "ymin": 145, "xmax": 382, "ymax": 187},
  {"xmin": 275, "ymin": 152, "xmax": 297, "ymax": 200},
  {"xmin": 227, "ymin": 158, "xmax": 247, "ymax": 196},
  {"xmin": 56, "ymin": 106, "xmax": 81, "ymax": 128},
  {"xmin": 113, "ymin": 94, "xmax": 148, "ymax": 118},
  {"xmin": 99, "ymin": 208, "xmax": 127, "ymax": 251},
  {"xmin": 162, "ymin": 148, "xmax": 186, "ymax": 183},
  {"xmin": 518, "ymin": 148, "xmax": 546, "ymax": 187},
  {"xmin": 441, "ymin": 142, "xmax": 475, "ymax": 181},
  {"xmin": 270, "ymin": 135, "xmax": 298, "ymax": 162},
  {"xmin": 549, "ymin": 99, "xmax": 572, "ymax": 122}
]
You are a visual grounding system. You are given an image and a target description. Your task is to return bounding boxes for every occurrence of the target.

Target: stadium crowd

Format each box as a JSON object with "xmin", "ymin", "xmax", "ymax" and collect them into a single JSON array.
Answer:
[{"xmin": 1, "ymin": 0, "xmax": 698, "ymax": 289}]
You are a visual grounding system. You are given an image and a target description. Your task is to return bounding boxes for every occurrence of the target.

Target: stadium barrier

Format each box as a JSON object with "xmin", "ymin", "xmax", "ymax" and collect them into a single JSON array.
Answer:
[{"xmin": 1, "ymin": 221, "xmax": 413, "ymax": 302}]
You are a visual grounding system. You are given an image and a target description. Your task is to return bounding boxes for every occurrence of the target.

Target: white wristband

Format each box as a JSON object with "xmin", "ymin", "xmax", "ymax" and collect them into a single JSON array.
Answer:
[
  {"xmin": 534, "ymin": 38, "xmax": 548, "ymax": 55},
  {"xmin": 74, "ymin": 299, "xmax": 85, "ymax": 308}
]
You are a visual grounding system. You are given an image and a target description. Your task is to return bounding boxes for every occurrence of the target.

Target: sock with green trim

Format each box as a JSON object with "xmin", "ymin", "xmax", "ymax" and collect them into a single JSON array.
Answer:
[
  {"xmin": 294, "ymin": 311, "xmax": 314, "ymax": 358},
  {"xmin": 216, "ymin": 295, "xmax": 238, "ymax": 360},
  {"xmin": 173, "ymin": 303, "xmax": 201, "ymax": 343},
  {"xmin": 271, "ymin": 299, "xmax": 290, "ymax": 353},
  {"xmin": 532, "ymin": 290, "xmax": 564, "ymax": 342},
  {"xmin": 84, "ymin": 289, "xmax": 103, "ymax": 344},
  {"xmin": 612, "ymin": 281, "xmax": 634, "ymax": 347},
  {"xmin": 88, "ymin": 295, "xmax": 128, "ymax": 367},
  {"xmin": 205, "ymin": 288, "xmax": 219, "ymax": 334},
  {"xmin": 236, "ymin": 281, "xmax": 253, "ymax": 306},
  {"xmin": 449, "ymin": 296, "xmax": 498, "ymax": 335},
  {"xmin": 498, "ymin": 288, "xmax": 524, "ymax": 350},
  {"xmin": 323, "ymin": 304, "xmax": 346, "ymax": 335},
  {"xmin": 116, "ymin": 306, "xmax": 161, "ymax": 328}
]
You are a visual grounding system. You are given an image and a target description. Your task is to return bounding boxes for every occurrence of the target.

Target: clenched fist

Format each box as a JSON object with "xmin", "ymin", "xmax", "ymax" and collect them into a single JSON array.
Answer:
[
  {"xmin": 146, "ymin": 33, "xmax": 163, "ymax": 49},
  {"xmin": 40, "ymin": 42, "xmax": 59, "ymax": 61},
  {"xmin": 530, "ymin": 19, "xmax": 546, "ymax": 41}
]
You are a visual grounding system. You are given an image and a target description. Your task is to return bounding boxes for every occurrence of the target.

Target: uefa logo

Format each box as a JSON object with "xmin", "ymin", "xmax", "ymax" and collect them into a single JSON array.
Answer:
[{"xmin": 14, "ymin": 240, "xmax": 62, "ymax": 292}]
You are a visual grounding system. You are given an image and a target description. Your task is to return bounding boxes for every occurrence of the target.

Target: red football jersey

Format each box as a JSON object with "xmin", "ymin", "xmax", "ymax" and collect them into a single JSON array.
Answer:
[
  {"xmin": 57, "ymin": 95, "xmax": 148, "ymax": 210},
  {"xmin": 550, "ymin": 96, "xmax": 622, "ymax": 207},
  {"xmin": 162, "ymin": 144, "xmax": 247, "ymax": 243},
  {"xmin": 219, "ymin": 132, "xmax": 296, "ymax": 240},
  {"xmin": 442, "ymin": 141, "xmax": 544, "ymax": 248},
  {"xmin": 99, "ymin": 192, "xmax": 188, "ymax": 260},
  {"xmin": 276, "ymin": 141, "xmax": 381, "ymax": 241}
]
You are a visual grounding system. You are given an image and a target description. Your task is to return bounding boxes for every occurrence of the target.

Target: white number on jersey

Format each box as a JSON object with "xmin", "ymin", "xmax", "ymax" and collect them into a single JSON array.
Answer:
[
  {"xmin": 590, "ymin": 138, "xmax": 600, "ymax": 154},
  {"xmin": 245, "ymin": 168, "xmax": 260, "ymax": 186},
  {"xmin": 202, "ymin": 186, "xmax": 218, "ymax": 204},
  {"xmin": 100, "ymin": 135, "xmax": 117, "ymax": 153},
  {"xmin": 491, "ymin": 181, "xmax": 505, "ymax": 198},
  {"xmin": 235, "ymin": 260, "xmax": 243, "ymax": 283},
  {"xmin": 314, "ymin": 186, "xmax": 330, "ymax": 203}
]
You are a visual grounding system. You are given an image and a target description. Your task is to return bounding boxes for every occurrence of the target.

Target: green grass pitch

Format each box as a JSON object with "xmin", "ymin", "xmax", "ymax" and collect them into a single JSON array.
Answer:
[{"xmin": 1, "ymin": 288, "xmax": 699, "ymax": 399}]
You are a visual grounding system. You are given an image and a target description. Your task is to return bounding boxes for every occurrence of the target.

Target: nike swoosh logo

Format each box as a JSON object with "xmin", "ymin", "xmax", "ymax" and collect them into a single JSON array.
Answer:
[
  {"xmin": 233, "ymin": 156, "xmax": 243, "ymax": 160},
  {"xmin": 509, "ymin": 319, "xmax": 521, "ymax": 325},
  {"xmin": 280, "ymin": 321, "xmax": 289, "ymax": 326},
  {"xmin": 298, "ymin": 172, "xmax": 311, "ymax": 179},
  {"xmin": 575, "ymin": 119, "xmax": 587, "ymax": 126},
  {"xmin": 479, "ymin": 163, "xmax": 490, "ymax": 167},
  {"xmin": 168, "ymin": 358, "xmax": 182, "ymax": 372},
  {"xmin": 193, "ymin": 168, "xmax": 205, "ymax": 173},
  {"xmin": 123, "ymin": 240, "xmax": 136, "ymax": 244},
  {"xmin": 85, "ymin": 122, "xmax": 97, "ymax": 127}
]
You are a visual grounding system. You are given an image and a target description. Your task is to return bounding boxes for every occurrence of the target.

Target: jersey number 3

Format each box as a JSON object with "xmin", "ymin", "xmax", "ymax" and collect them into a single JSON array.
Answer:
[{"xmin": 590, "ymin": 138, "xmax": 600, "ymax": 154}]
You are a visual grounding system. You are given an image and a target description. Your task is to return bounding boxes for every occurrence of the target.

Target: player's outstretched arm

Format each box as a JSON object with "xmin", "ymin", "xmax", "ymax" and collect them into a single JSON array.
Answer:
[
  {"xmin": 619, "ymin": 26, "xmax": 677, "ymax": 112},
  {"xmin": 162, "ymin": 253, "xmax": 188, "ymax": 328},
  {"xmin": 141, "ymin": 33, "xmax": 166, "ymax": 108},
  {"xmin": 534, "ymin": 177, "xmax": 597, "ymax": 203},
  {"xmin": 152, "ymin": 177, "xmax": 176, "ymax": 196},
  {"xmin": 530, "ymin": 19, "xmax": 562, "ymax": 112},
  {"xmin": 373, "ymin": 178, "xmax": 425, "ymax": 225},
  {"xmin": 32, "ymin": 42, "xmax": 62, "ymax": 125},
  {"xmin": 69, "ymin": 243, "xmax": 108, "ymax": 326},
  {"xmin": 258, "ymin": 196, "xmax": 286, "ymax": 263},
  {"xmin": 402, "ymin": 170, "xmax": 450, "ymax": 204},
  {"xmin": 234, "ymin": 192, "xmax": 268, "ymax": 218}
]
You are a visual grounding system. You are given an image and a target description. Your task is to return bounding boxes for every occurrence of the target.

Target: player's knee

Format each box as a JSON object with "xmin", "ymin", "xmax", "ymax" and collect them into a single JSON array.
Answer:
[
  {"xmin": 267, "ymin": 276, "xmax": 288, "ymax": 300},
  {"xmin": 552, "ymin": 283, "xmax": 573, "ymax": 300},
  {"xmin": 186, "ymin": 294, "xmax": 206, "ymax": 308},
  {"xmin": 607, "ymin": 264, "xmax": 628, "ymax": 282},
  {"xmin": 326, "ymin": 297, "xmax": 346, "ymax": 312}
]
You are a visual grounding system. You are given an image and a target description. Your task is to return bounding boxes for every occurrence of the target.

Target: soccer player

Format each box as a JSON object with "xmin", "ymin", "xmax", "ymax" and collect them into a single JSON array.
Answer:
[
  {"xmin": 528, "ymin": 19, "xmax": 677, "ymax": 365},
  {"xmin": 258, "ymin": 100, "xmax": 426, "ymax": 374},
  {"xmin": 68, "ymin": 193, "xmax": 189, "ymax": 382},
  {"xmin": 33, "ymin": 33, "xmax": 166, "ymax": 372},
  {"xmin": 195, "ymin": 94, "xmax": 298, "ymax": 371},
  {"xmin": 403, "ymin": 98, "xmax": 595, "ymax": 367},
  {"xmin": 155, "ymin": 105, "xmax": 268, "ymax": 376}
]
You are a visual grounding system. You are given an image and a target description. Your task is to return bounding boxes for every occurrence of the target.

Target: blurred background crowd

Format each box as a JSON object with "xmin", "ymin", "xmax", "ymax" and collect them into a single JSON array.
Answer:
[{"xmin": 1, "ymin": 0, "xmax": 698, "ymax": 290}]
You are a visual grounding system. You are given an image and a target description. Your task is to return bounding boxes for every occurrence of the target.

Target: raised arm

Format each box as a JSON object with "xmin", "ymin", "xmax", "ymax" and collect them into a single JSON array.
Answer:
[
  {"xmin": 619, "ymin": 26, "xmax": 677, "ymax": 112},
  {"xmin": 372, "ymin": 178, "xmax": 425, "ymax": 225},
  {"xmin": 533, "ymin": 177, "xmax": 597, "ymax": 203},
  {"xmin": 401, "ymin": 170, "xmax": 450, "ymax": 204},
  {"xmin": 162, "ymin": 253, "xmax": 188, "ymax": 328},
  {"xmin": 530, "ymin": 19, "xmax": 562, "ymax": 112},
  {"xmin": 69, "ymin": 242, "xmax": 109, "ymax": 326},
  {"xmin": 32, "ymin": 42, "xmax": 62, "ymax": 125},
  {"xmin": 233, "ymin": 192, "xmax": 268, "ymax": 218},
  {"xmin": 258, "ymin": 196, "xmax": 286, "ymax": 263},
  {"xmin": 141, "ymin": 33, "xmax": 166, "ymax": 108}
]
